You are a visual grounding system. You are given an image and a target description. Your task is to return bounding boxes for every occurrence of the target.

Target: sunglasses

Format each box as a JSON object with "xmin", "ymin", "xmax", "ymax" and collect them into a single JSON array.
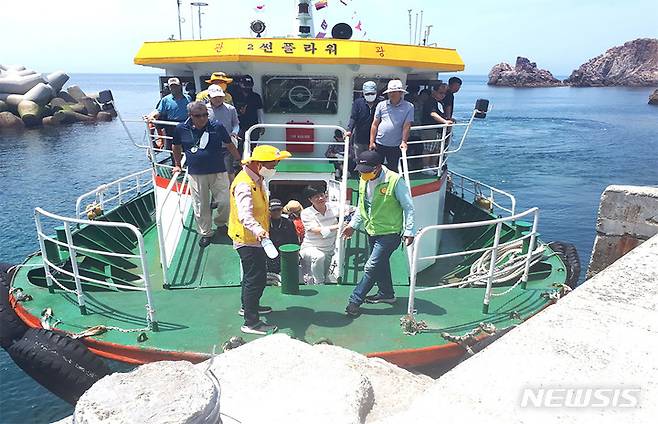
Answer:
[{"xmin": 191, "ymin": 113, "xmax": 208, "ymax": 118}]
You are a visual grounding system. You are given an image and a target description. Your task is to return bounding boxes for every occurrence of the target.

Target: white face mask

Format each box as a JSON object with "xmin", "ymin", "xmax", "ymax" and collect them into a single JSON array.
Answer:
[
  {"xmin": 364, "ymin": 94, "xmax": 377, "ymax": 102},
  {"xmin": 259, "ymin": 167, "xmax": 276, "ymax": 178}
]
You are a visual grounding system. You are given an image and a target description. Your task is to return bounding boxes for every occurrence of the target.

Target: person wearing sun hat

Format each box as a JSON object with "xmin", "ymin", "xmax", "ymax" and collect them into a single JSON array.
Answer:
[
  {"xmin": 341, "ymin": 150, "xmax": 416, "ymax": 317},
  {"xmin": 196, "ymin": 71, "xmax": 234, "ymax": 105},
  {"xmin": 228, "ymin": 145, "xmax": 291, "ymax": 335},
  {"xmin": 368, "ymin": 79, "xmax": 415, "ymax": 171}
]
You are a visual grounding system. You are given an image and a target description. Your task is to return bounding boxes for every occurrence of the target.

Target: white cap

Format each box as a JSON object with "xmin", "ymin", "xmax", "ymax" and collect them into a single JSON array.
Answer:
[
  {"xmin": 383, "ymin": 79, "xmax": 408, "ymax": 94},
  {"xmin": 167, "ymin": 77, "xmax": 181, "ymax": 86},
  {"xmin": 208, "ymin": 85, "xmax": 225, "ymax": 98}
]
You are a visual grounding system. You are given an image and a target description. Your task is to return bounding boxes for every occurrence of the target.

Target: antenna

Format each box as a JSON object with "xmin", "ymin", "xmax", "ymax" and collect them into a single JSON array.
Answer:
[
  {"xmin": 191, "ymin": 2, "xmax": 208, "ymax": 39},
  {"xmin": 418, "ymin": 10, "xmax": 423, "ymax": 46},
  {"xmin": 424, "ymin": 24, "xmax": 432, "ymax": 46},
  {"xmin": 176, "ymin": 0, "xmax": 183, "ymax": 40},
  {"xmin": 413, "ymin": 12, "xmax": 418, "ymax": 45},
  {"xmin": 408, "ymin": 9, "xmax": 412, "ymax": 44}
]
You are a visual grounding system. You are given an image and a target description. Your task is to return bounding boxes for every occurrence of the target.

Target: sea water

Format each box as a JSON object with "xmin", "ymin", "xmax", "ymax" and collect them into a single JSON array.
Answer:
[{"xmin": 1, "ymin": 74, "xmax": 657, "ymax": 423}]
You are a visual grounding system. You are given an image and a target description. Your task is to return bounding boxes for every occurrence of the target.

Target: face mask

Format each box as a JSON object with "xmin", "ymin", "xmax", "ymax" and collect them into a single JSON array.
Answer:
[
  {"xmin": 364, "ymin": 94, "xmax": 377, "ymax": 102},
  {"xmin": 259, "ymin": 167, "xmax": 276, "ymax": 178},
  {"xmin": 360, "ymin": 171, "xmax": 377, "ymax": 181}
]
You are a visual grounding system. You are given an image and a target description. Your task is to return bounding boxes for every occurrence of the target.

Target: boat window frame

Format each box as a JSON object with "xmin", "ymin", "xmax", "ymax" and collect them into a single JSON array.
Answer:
[{"xmin": 261, "ymin": 75, "xmax": 339, "ymax": 115}]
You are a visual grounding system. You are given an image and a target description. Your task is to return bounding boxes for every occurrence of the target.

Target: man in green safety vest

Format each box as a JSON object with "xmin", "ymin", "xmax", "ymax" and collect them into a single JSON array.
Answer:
[{"xmin": 342, "ymin": 150, "xmax": 416, "ymax": 317}]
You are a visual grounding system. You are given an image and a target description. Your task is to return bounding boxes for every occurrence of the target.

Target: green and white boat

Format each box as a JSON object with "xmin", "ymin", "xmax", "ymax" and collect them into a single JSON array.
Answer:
[{"xmin": 1, "ymin": 7, "xmax": 579, "ymax": 404}]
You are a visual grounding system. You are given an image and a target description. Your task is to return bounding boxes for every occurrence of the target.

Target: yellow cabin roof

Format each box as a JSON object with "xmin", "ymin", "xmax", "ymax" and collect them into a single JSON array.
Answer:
[{"xmin": 134, "ymin": 38, "xmax": 464, "ymax": 72}]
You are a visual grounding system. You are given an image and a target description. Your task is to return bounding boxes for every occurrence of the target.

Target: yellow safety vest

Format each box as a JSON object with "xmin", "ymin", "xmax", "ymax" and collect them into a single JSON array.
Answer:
[{"xmin": 228, "ymin": 170, "xmax": 269, "ymax": 244}]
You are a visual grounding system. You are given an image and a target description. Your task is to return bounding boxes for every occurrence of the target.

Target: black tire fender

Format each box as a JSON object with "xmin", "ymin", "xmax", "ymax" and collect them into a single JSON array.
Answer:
[
  {"xmin": 0, "ymin": 264, "xmax": 28, "ymax": 349},
  {"xmin": 8, "ymin": 328, "xmax": 111, "ymax": 404},
  {"xmin": 548, "ymin": 241, "xmax": 581, "ymax": 289}
]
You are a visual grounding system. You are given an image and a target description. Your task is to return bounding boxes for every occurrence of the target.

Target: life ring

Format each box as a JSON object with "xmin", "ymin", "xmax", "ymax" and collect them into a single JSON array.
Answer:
[
  {"xmin": 0, "ymin": 263, "xmax": 28, "ymax": 349},
  {"xmin": 8, "ymin": 328, "xmax": 111, "ymax": 404},
  {"xmin": 148, "ymin": 122, "xmax": 166, "ymax": 149},
  {"xmin": 548, "ymin": 241, "xmax": 581, "ymax": 289}
]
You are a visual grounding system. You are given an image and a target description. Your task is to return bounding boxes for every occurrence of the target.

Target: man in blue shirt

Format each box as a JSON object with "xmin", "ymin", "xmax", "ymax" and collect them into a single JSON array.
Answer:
[
  {"xmin": 369, "ymin": 79, "xmax": 414, "ymax": 171},
  {"xmin": 172, "ymin": 101, "xmax": 241, "ymax": 248},
  {"xmin": 147, "ymin": 78, "xmax": 192, "ymax": 152}
]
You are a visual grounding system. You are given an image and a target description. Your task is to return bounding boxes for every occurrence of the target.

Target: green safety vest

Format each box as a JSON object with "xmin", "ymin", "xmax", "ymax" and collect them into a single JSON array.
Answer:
[{"xmin": 358, "ymin": 168, "xmax": 404, "ymax": 236}]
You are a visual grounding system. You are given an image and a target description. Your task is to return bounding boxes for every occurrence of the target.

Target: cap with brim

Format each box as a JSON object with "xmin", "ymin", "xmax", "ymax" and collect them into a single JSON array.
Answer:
[
  {"xmin": 362, "ymin": 80, "xmax": 377, "ymax": 94},
  {"xmin": 242, "ymin": 145, "xmax": 292, "ymax": 164},
  {"xmin": 269, "ymin": 198, "xmax": 283, "ymax": 210},
  {"xmin": 205, "ymin": 72, "xmax": 233, "ymax": 84},
  {"xmin": 302, "ymin": 185, "xmax": 324, "ymax": 200},
  {"xmin": 355, "ymin": 150, "xmax": 383, "ymax": 173},
  {"xmin": 207, "ymin": 85, "xmax": 225, "ymax": 98},
  {"xmin": 167, "ymin": 77, "xmax": 181, "ymax": 86},
  {"xmin": 383, "ymin": 79, "xmax": 408, "ymax": 94}
]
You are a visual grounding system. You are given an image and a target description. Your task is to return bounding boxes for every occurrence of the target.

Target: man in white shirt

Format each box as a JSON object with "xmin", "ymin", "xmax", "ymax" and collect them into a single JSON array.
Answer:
[
  {"xmin": 206, "ymin": 85, "xmax": 241, "ymax": 180},
  {"xmin": 299, "ymin": 185, "xmax": 351, "ymax": 284}
]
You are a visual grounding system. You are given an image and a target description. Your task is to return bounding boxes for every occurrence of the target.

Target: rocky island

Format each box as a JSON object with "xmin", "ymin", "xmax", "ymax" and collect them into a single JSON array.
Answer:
[
  {"xmin": 650, "ymin": 89, "xmax": 658, "ymax": 106},
  {"xmin": 488, "ymin": 57, "xmax": 563, "ymax": 87},
  {"xmin": 565, "ymin": 38, "xmax": 658, "ymax": 87}
]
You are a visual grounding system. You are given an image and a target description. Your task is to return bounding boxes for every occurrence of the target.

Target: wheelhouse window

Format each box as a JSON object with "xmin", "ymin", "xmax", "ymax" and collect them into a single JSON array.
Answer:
[{"xmin": 262, "ymin": 76, "xmax": 338, "ymax": 114}]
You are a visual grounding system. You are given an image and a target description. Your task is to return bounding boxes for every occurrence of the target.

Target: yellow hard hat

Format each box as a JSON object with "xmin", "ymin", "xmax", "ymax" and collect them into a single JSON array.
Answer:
[
  {"xmin": 242, "ymin": 145, "xmax": 292, "ymax": 164},
  {"xmin": 205, "ymin": 72, "xmax": 233, "ymax": 84}
]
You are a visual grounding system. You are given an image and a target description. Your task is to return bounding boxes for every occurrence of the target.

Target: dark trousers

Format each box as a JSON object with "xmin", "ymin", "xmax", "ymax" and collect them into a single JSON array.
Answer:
[
  {"xmin": 348, "ymin": 233, "xmax": 401, "ymax": 305},
  {"xmin": 237, "ymin": 246, "xmax": 267, "ymax": 326},
  {"xmin": 375, "ymin": 143, "xmax": 402, "ymax": 172}
]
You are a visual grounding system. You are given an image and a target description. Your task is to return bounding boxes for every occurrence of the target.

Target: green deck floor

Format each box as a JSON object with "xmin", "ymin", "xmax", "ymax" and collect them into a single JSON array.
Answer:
[{"xmin": 11, "ymin": 178, "xmax": 567, "ymax": 358}]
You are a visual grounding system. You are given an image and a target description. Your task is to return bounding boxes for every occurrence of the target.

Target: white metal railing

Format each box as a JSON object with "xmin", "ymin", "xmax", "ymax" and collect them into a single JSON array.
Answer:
[
  {"xmin": 245, "ymin": 123, "xmax": 351, "ymax": 278},
  {"xmin": 401, "ymin": 108, "xmax": 483, "ymax": 179},
  {"xmin": 407, "ymin": 207, "xmax": 540, "ymax": 317},
  {"xmin": 449, "ymin": 171, "xmax": 516, "ymax": 217},
  {"xmin": 34, "ymin": 207, "xmax": 159, "ymax": 331},
  {"xmin": 75, "ymin": 169, "xmax": 153, "ymax": 219}
]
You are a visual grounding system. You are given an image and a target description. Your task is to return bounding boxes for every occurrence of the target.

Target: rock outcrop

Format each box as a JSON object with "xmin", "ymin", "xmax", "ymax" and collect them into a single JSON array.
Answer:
[
  {"xmin": 488, "ymin": 57, "xmax": 563, "ymax": 87},
  {"xmin": 649, "ymin": 89, "xmax": 658, "ymax": 105},
  {"xmin": 565, "ymin": 38, "xmax": 658, "ymax": 87}
]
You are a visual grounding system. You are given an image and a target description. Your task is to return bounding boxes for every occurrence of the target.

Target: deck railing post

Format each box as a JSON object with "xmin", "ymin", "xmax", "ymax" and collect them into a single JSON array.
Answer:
[
  {"xmin": 34, "ymin": 211, "xmax": 55, "ymax": 294},
  {"xmin": 335, "ymin": 132, "xmax": 350, "ymax": 284},
  {"xmin": 521, "ymin": 210, "xmax": 540, "ymax": 289},
  {"xmin": 63, "ymin": 222, "xmax": 87, "ymax": 315},
  {"xmin": 136, "ymin": 231, "xmax": 159, "ymax": 332},
  {"xmin": 482, "ymin": 221, "xmax": 502, "ymax": 314},
  {"xmin": 407, "ymin": 230, "xmax": 423, "ymax": 315}
]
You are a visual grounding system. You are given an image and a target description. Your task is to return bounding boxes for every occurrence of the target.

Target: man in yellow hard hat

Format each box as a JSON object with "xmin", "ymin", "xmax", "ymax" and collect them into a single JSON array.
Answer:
[
  {"xmin": 228, "ymin": 145, "xmax": 291, "ymax": 335},
  {"xmin": 197, "ymin": 72, "xmax": 234, "ymax": 105}
]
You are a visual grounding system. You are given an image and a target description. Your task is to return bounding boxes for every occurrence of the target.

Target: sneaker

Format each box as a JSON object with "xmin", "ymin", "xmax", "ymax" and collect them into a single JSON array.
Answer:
[
  {"xmin": 240, "ymin": 321, "xmax": 278, "ymax": 335},
  {"xmin": 364, "ymin": 293, "xmax": 396, "ymax": 304},
  {"xmin": 198, "ymin": 236, "xmax": 212, "ymax": 248},
  {"xmin": 238, "ymin": 306, "xmax": 273, "ymax": 316},
  {"xmin": 345, "ymin": 302, "xmax": 361, "ymax": 317}
]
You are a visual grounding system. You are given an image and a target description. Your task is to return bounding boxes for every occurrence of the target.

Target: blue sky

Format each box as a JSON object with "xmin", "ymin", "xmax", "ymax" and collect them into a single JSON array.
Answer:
[{"xmin": 1, "ymin": 0, "xmax": 656, "ymax": 75}]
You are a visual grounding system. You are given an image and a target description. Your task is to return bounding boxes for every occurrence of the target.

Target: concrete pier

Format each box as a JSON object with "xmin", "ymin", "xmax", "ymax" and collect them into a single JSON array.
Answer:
[
  {"xmin": 375, "ymin": 233, "xmax": 658, "ymax": 424},
  {"xmin": 588, "ymin": 185, "xmax": 658, "ymax": 278}
]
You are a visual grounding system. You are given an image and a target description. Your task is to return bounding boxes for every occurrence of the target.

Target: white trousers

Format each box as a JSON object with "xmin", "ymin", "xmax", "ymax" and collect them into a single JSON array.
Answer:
[
  {"xmin": 300, "ymin": 246, "xmax": 335, "ymax": 284},
  {"xmin": 188, "ymin": 172, "xmax": 230, "ymax": 237}
]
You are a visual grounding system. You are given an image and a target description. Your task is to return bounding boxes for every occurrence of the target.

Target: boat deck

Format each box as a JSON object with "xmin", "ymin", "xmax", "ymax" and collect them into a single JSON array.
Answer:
[{"xmin": 11, "ymin": 176, "xmax": 567, "ymax": 364}]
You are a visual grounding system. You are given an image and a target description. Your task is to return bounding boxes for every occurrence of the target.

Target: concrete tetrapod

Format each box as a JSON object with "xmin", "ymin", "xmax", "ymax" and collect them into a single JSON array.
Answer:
[{"xmin": 17, "ymin": 100, "xmax": 41, "ymax": 126}]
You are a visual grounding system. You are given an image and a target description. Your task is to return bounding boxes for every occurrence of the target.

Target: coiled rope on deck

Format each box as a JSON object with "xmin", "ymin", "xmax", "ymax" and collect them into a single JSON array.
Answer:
[{"xmin": 456, "ymin": 240, "xmax": 551, "ymax": 294}]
